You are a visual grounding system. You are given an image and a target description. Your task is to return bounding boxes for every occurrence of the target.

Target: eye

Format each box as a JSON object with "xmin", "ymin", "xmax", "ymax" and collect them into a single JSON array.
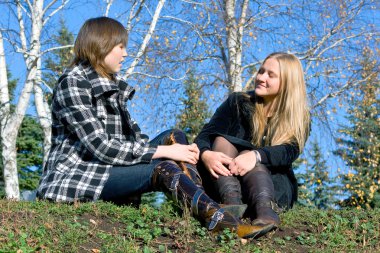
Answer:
[{"xmin": 258, "ymin": 68, "xmax": 264, "ymax": 74}]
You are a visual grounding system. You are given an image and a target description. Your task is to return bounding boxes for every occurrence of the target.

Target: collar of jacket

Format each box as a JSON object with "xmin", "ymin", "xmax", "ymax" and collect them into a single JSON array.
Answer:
[{"xmin": 74, "ymin": 61, "xmax": 135, "ymax": 101}]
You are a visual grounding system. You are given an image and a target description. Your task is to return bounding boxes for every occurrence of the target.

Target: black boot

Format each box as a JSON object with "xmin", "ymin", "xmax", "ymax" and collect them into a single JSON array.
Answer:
[
  {"xmin": 152, "ymin": 161, "xmax": 273, "ymax": 238},
  {"xmin": 184, "ymin": 163, "xmax": 204, "ymax": 189},
  {"xmin": 242, "ymin": 164, "xmax": 281, "ymax": 237},
  {"xmin": 214, "ymin": 175, "xmax": 247, "ymax": 218}
]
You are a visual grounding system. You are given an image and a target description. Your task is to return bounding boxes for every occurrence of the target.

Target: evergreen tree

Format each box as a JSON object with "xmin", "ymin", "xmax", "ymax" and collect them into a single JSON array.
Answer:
[
  {"xmin": 43, "ymin": 18, "xmax": 74, "ymax": 92},
  {"xmin": 334, "ymin": 47, "xmax": 380, "ymax": 209},
  {"xmin": 308, "ymin": 141, "xmax": 335, "ymax": 209},
  {"xmin": 296, "ymin": 141, "xmax": 336, "ymax": 209},
  {"xmin": 15, "ymin": 116, "xmax": 44, "ymax": 192},
  {"xmin": 176, "ymin": 73, "xmax": 211, "ymax": 142},
  {"xmin": 294, "ymin": 157, "xmax": 314, "ymax": 207}
]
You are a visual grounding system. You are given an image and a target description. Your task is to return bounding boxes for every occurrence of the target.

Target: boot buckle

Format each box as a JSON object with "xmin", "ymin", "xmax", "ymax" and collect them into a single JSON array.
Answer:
[
  {"xmin": 208, "ymin": 208, "xmax": 225, "ymax": 230},
  {"xmin": 270, "ymin": 201, "xmax": 283, "ymax": 214},
  {"xmin": 169, "ymin": 173, "xmax": 181, "ymax": 202},
  {"xmin": 191, "ymin": 188, "xmax": 203, "ymax": 216}
]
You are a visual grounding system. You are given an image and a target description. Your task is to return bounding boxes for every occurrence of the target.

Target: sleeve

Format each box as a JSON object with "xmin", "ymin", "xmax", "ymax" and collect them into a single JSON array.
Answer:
[
  {"xmin": 194, "ymin": 93, "xmax": 235, "ymax": 154},
  {"xmin": 54, "ymin": 77, "xmax": 156, "ymax": 165},
  {"xmin": 256, "ymin": 143, "xmax": 300, "ymax": 167}
]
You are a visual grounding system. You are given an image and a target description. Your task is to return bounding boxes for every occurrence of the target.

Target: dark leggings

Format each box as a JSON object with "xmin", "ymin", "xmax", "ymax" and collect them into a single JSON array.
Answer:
[{"xmin": 201, "ymin": 136, "xmax": 294, "ymax": 209}]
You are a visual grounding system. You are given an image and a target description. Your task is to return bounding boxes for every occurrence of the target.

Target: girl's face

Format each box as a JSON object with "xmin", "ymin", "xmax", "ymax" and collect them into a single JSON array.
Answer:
[
  {"xmin": 103, "ymin": 43, "xmax": 127, "ymax": 74},
  {"xmin": 255, "ymin": 58, "xmax": 281, "ymax": 104}
]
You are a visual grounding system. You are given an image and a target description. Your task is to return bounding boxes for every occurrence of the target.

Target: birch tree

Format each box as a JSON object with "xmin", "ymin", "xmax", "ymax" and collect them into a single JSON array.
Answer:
[{"xmin": 0, "ymin": 0, "xmax": 69, "ymax": 199}]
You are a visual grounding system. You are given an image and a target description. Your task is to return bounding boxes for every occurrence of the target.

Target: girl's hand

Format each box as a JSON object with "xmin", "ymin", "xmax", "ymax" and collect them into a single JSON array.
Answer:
[
  {"xmin": 229, "ymin": 150, "xmax": 257, "ymax": 176},
  {"xmin": 153, "ymin": 143, "xmax": 199, "ymax": 164},
  {"xmin": 201, "ymin": 150, "xmax": 233, "ymax": 178}
]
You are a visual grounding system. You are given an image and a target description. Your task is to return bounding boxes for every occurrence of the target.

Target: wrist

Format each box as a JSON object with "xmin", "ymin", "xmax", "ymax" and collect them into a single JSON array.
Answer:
[
  {"xmin": 253, "ymin": 150, "xmax": 261, "ymax": 163},
  {"xmin": 201, "ymin": 150, "xmax": 211, "ymax": 160}
]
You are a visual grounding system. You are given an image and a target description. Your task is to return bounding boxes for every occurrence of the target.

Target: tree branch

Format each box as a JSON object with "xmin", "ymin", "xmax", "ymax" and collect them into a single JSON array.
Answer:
[
  {"xmin": 127, "ymin": 71, "xmax": 187, "ymax": 81},
  {"xmin": 124, "ymin": 0, "xmax": 166, "ymax": 78},
  {"xmin": 43, "ymin": 0, "xmax": 70, "ymax": 26},
  {"xmin": 312, "ymin": 71, "xmax": 378, "ymax": 109}
]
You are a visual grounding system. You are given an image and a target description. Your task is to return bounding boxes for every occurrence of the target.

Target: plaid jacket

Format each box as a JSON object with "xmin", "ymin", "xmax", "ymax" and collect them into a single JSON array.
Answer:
[{"xmin": 37, "ymin": 62, "xmax": 157, "ymax": 202}]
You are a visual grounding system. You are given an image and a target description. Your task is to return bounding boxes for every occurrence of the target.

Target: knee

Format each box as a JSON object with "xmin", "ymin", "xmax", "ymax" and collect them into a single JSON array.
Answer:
[
  {"xmin": 241, "ymin": 164, "xmax": 271, "ymax": 184},
  {"xmin": 158, "ymin": 129, "xmax": 188, "ymax": 145},
  {"xmin": 251, "ymin": 163, "xmax": 270, "ymax": 174}
]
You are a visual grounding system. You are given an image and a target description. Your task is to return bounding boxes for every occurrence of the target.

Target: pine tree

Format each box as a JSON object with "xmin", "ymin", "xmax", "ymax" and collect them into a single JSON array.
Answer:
[
  {"xmin": 294, "ymin": 157, "xmax": 314, "ymax": 207},
  {"xmin": 43, "ymin": 18, "xmax": 74, "ymax": 92},
  {"xmin": 296, "ymin": 141, "xmax": 336, "ymax": 209},
  {"xmin": 334, "ymin": 47, "xmax": 380, "ymax": 209},
  {"xmin": 309, "ymin": 141, "xmax": 335, "ymax": 209},
  {"xmin": 176, "ymin": 73, "xmax": 211, "ymax": 142},
  {"xmin": 15, "ymin": 116, "xmax": 44, "ymax": 192}
]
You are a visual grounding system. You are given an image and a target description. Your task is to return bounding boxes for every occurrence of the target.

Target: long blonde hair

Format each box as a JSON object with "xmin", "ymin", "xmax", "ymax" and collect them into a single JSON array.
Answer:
[{"xmin": 251, "ymin": 52, "xmax": 310, "ymax": 152}]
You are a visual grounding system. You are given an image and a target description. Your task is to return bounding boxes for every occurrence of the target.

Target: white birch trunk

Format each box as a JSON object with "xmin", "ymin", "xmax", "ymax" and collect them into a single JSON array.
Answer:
[
  {"xmin": 1, "ymin": 28, "xmax": 37, "ymax": 199},
  {"xmin": 0, "ymin": 0, "xmax": 49, "ymax": 199},
  {"xmin": 224, "ymin": 0, "xmax": 248, "ymax": 92},
  {"xmin": 34, "ymin": 58, "xmax": 51, "ymax": 168},
  {"xmin": 0, "ymin": 32, "xmax": 20, "ymax": 200}
]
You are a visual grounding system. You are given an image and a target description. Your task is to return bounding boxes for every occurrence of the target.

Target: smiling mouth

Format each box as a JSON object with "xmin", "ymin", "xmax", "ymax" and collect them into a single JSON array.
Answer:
[{"xmin": 256, "ymin": 84, "xmax": 267, "ymax": 88}]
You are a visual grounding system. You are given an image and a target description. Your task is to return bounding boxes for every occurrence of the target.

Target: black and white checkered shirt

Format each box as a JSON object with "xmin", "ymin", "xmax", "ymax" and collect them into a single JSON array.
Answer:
[{"xmin": 37, "ymin": 62, "xmax": 157, "ymax": 202}]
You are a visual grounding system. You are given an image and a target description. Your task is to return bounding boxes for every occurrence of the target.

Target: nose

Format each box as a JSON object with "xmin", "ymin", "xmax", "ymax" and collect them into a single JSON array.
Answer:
[
  {"xmin": 256, "ymin": 73, "xmax": 267, "ymax": 82},
  {"xmin": 123, "ymin": 48, "xmax": 128, "ymax": 57}
]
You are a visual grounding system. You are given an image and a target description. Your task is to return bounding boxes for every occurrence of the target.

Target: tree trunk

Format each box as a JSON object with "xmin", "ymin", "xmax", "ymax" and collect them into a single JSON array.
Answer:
[
  {"xmin": 0, "ymin": 31, "xmax": 21, "ymax": 199},
  {"xmin": 34, "ymin": 58, "xmax": 51, "ymax": 168},
  {"xmin": 224, "ymin": 0, "xmax": 248, "ymax": 92}
]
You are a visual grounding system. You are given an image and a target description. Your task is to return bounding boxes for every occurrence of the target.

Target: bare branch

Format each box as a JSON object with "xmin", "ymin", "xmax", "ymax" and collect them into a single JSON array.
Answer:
[
  {"xmin": 43, "ymin": 0, "xmax": 70, "ymax": 26},
  {"xmin": 43, "ymin": 0, "xmax": 58, "ymax": 15},
  {"xmin": 124, "ymin": 0, "xmax": 166, "ymax": 78},
  {"xmin": 104, "ymin": 0, "xmax": 114, "ymax": 17},
  {"xmin": 180, "ymin": 0, "xmax": 203, "ymax": 5},
  {"xmin": 161, "ymin": 15, "xmax": 206, "ymax": 43},
  {"xmin": 125, "ymin": 0, "xmax": 144, "ymax": 32},
  {"xmin": 16, "ymin": 0, "xmax": 28, "ymax": 52},
  {"xmin": 127, "ymin": 71, "xmax": 187, "ymax": 81},
  {"xmin": 41, "ymin": 44, "xmax": 73, "ymax": 55},
  {"xmin": 312, "ymin": 71, "xmax": 378, "ymax": 109}
]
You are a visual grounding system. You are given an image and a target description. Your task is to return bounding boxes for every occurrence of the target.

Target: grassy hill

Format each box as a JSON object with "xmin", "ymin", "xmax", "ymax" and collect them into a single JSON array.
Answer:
[{"xmin": 0, "ymin": 197, "xmax": 379, "ymax": 252}]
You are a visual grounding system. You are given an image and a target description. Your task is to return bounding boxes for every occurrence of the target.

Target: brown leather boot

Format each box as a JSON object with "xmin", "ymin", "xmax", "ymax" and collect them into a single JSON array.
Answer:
[
  {"xmin": 152, "ymin": 161, "xmax": 274, "ymax": 239},
  {"xmin": 242, "ymin": 164, "xmax": 280, "ymax": 237}
]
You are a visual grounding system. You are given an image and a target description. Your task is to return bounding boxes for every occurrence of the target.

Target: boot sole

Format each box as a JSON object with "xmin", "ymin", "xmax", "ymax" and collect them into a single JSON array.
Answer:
[{"xmin": 237, "ymin": 223, "xmax": 276, "ymax": 239}]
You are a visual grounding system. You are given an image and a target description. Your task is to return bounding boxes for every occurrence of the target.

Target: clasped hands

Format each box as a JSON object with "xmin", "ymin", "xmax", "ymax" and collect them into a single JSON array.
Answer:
[{"xmin": 201, "ymin": 150, "xmax": 258, "ymax": 178}]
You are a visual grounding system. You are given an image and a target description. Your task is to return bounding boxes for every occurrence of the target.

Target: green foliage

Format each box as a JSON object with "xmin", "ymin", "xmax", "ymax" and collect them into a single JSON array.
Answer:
[
  {"xmin": 6, "ymin": 69, "xmax": 18, "ymax": 103},
  {"xmin": 297, "ymin": 141, "xmax": 337, "ymax": 209},
  {"xmin": 334, "ymin": 47, "xmax": 380, "ymax": 209},
  {"xmin": 43, "ymin": 18, "xmax": 74, "ymax": 95},
  {"xmin": 0, "ymin": 200, "xmax": 379, "ymax": 252},
  {"xmin": 176, "ymin": 72, "xmax": 211, "ymax": 142},
  {"xmin": 16, "ymin": 116, "xmax": 44, "ymax": 191}
]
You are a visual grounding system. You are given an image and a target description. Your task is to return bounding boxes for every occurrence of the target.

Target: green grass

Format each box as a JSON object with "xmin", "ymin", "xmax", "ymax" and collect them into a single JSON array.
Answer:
[{"xmin": 0, "ymin": 198, "xmax": 379, "ymax": 253}]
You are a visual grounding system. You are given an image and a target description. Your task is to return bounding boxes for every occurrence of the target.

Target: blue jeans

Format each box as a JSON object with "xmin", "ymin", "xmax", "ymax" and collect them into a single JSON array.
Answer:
[{"xmin": 99, "ymin": 129, "xmax": 187, "ymax": 205}]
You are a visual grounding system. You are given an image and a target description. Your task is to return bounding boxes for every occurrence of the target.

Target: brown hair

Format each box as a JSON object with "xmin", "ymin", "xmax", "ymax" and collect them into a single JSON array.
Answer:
[
  {"xmin": 72, "ymin": 17, "xmax": 128, "ymax": 79},
  {"xmin": 251, "ymin": 52, "xmax": 310, "ymax": 151}
]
